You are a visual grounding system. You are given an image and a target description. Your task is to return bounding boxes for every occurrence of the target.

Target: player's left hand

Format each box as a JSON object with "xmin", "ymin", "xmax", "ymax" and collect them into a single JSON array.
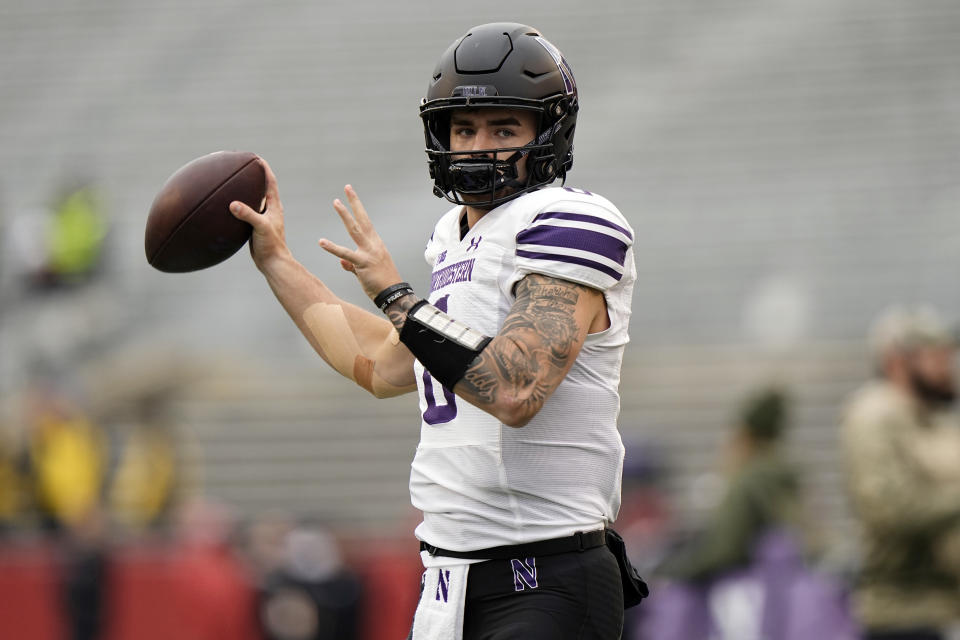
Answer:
[{"xmin": 319, "ymin": 185, "xmax": 404, "ymax": 301}]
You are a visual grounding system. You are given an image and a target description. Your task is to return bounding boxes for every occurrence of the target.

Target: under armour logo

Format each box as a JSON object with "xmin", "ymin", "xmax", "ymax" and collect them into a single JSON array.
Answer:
[
  {"xmin": 436, "ymin": 250, "xmax": 447, "ymax": 265},
  {"xmin": 467, "ymin": 236, "xmax": 482, "ymax": 252},
  {"xmin": 511, "ymin": 557, "xmax": 538, "ymax": 591},
  {"xmin": 436, "ymin": 569, "xmax": 451, "ymax": 602}
]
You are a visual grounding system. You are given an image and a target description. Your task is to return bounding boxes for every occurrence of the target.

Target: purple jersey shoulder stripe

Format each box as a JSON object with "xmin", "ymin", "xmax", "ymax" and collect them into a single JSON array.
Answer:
[
  {"xmin": 516, "ymin": 249, "xmax": 623, "ymax": 282},
  {"xmin": 517, "ymin": 225, "xmax": 628, "ymax": 266},
  {"xmin": 533, "ymin": 211, "xmax": 633, "ymax": 240}
]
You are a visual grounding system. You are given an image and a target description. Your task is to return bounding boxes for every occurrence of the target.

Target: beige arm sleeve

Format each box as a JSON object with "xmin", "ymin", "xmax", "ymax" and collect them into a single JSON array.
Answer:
[{"xmin": 302, "ymin": 302, "xmax": 411, "ymax": 397}]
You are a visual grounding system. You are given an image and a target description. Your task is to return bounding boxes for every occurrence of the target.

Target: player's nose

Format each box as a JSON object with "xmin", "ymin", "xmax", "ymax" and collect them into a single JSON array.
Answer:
[{"xmin": 471, "ymin": 130, "xmax": 497, "ymax": 155}]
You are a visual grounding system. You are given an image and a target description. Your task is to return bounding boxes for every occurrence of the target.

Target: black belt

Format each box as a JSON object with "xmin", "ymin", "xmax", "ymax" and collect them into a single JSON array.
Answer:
[{"xmin": 419, "ymin": 529, "xmax": 606, "ymax": 560}]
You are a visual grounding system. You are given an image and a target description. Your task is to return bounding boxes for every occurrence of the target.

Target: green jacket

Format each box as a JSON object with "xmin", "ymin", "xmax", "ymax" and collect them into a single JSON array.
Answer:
[{"xmin": 660, "ymin": 450, "xmax": 802, "ymax": 582}]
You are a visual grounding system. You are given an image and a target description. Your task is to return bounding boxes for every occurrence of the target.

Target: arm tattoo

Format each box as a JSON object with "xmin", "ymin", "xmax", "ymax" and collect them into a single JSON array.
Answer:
[{"xmin": 457, "ymin": 273, "xmax": 590, "ymax": 417}]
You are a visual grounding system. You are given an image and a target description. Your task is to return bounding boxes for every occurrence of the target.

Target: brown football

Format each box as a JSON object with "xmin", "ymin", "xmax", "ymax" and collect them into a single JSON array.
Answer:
[{"xmin": 145, "ymin": 151, "xmax": 265, "ymax": 272}]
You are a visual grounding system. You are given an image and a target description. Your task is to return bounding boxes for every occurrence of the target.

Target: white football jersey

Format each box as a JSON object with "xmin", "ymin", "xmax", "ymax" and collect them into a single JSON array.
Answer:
[{"xmin": 409, "ymin": 186, "xmax": 636, "ymax": 562}]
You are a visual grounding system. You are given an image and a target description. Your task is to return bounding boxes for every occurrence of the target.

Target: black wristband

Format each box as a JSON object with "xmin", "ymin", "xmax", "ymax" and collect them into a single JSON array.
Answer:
[{"xmin": 373, "ymin": 282, "xmax": 414, "ymax": 312}]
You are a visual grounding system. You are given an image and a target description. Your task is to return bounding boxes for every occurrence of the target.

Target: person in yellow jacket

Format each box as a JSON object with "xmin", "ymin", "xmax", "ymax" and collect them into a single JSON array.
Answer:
[
  {"xmin": 24, "ymin": 379, "xmax": 110, "ymax": 640},
  {"xmin": 108, "ymin": 394, "xmax": 196, "ymax": 532},
  {"xmin": 27, "ymin": 387, "xmax": 108, "ymax": 531},
  {"xmin": 28, "ymin": 412, "xmax": 107, "ymax": 531}
]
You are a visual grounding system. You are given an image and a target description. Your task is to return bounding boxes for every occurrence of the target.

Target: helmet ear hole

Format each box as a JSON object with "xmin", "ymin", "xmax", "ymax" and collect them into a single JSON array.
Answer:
[{"xmin": 532, "ymin": 158, "xmax": 556, "ymax": 182}]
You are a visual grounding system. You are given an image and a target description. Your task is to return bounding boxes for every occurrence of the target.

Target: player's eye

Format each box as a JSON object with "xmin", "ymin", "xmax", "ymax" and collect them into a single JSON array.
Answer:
[
  {"xmin": 496, "ymin": 128, "xmax": 517, "ymax": 138},
  {"xmin": 453, "ymin": 127, "xmax": 475, "ymax": 137}
]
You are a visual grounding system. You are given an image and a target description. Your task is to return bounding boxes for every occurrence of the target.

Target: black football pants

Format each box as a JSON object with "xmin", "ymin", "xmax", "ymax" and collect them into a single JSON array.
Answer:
[{"xmin": 461, "ymin": 545, "xmax": 623, "ymax": 640}]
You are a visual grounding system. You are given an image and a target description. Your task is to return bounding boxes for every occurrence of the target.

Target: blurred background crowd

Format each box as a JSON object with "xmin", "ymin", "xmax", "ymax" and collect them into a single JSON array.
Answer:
[{"xmin": 2, "ymin": 0, "xmax": 960, "ymax": 638}]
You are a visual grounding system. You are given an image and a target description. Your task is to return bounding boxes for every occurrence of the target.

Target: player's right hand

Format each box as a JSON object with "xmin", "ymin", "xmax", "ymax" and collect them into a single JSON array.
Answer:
[
  {"xmin": 319, "ymin": 185, "xmax": 405, "ymax": 302},
  {"xmin": 229, "ymin": 158, "xmax": 293, "ymax": 272}
]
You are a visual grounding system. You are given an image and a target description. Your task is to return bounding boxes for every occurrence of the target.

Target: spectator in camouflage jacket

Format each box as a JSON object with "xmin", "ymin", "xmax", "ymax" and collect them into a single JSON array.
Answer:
[{"xmin": 840, "ymin": 306, "xmax": 960, "ymax": 640}]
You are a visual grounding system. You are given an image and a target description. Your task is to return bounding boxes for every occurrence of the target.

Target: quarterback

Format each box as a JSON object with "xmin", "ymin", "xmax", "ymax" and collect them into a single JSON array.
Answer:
[{"xmin": 231, "ymin": 22, "xmax": 642, "ymax": 640}]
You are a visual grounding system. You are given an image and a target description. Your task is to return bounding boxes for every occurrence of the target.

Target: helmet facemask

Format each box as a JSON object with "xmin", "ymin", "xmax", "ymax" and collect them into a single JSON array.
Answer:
[{"xmin": 422, "ymin": 100, "xmax": 574, "ymax": 208}]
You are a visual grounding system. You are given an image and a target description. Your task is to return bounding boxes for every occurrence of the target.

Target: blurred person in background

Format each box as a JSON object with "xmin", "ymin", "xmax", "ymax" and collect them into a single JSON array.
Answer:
[
  {"xmin": 841, "ymin": 306, "xmax": 960, "ymax": 640},
  {"xmin": 41, "ymin": 177, "xmax": 108, "ymax": 289},
  {"xmin": 637, "ymin": 388, "xmax": 847, "ymax": 640},
  {"xmin": 258, "ymin": 523, "xmax": 362, "ymax": 640},
  {"xmin": 656, "ymin": 387, "xmax": 808, "ymax": 582},
  {"xmin": 24, "ymin": 375, "xmax": 109, "ymax": 534},
  {"xmin": 108, "ymin": 393, "xmax": 191, "ymax": 535},
  {"xmin": 78, "ymin": 345, "xmax": 204, "ymax": 537},
  {"xmin": 169, "ymin": 498, "xmax": 262, "ymax": 640},
  {"xmin": 22, "ymin": 373, "xmax": 110, "ymax": 640},
  {"xmin": 240, "ymin": 512, "xmax": 296, "ymax": 583},
  {"xmin": 8, "ymin": 176, "xmax": 109, "ymax": 293}
]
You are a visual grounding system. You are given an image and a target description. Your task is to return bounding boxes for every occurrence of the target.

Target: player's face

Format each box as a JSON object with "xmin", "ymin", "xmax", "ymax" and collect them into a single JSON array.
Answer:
[{"xmin": 449, "ymin": 108, "xmax": 538, "ymax": 189}]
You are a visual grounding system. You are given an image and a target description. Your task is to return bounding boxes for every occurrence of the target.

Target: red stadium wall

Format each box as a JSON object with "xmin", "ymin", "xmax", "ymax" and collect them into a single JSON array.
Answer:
[
  {"xmin": 0, "ymin": 546, "xmax": 66, "ymax": 640},
  {"xmin": 0, "ymin": 541, "xmax": 422, "ymax": 640}
]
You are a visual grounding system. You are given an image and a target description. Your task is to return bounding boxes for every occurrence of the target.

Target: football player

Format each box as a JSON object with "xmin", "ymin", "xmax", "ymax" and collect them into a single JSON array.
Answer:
[{"xmin": 231, "ymin": 22, "xmax": 642, "ymax": 640}]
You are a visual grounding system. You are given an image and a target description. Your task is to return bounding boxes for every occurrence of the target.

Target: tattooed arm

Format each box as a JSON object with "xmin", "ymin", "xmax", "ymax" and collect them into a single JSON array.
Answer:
[
  {"xmin": 456, "ymin": 274, "xmax": 608, "ymax": 426},
  {"xmin": 385, "ymin": 273, "xmax": 608, "ymax": 427}
]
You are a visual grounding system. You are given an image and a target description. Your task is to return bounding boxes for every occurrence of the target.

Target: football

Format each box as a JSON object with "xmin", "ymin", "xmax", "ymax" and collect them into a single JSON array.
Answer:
[{"xmin": 145, "ymin": 150, "xmax": 265, "ymax": 272}]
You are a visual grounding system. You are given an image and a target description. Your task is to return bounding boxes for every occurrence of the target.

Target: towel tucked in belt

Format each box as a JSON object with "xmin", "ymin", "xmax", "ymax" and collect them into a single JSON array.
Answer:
[{"xmin": 411, "ymin": 563, "xmax": 470, "ymax": 640}]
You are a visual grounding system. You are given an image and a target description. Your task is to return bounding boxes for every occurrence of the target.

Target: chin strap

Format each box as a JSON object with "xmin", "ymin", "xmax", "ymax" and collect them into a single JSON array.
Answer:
[{"xmin": 448, "ymin": 155, "xmax": 521, "ymax": 194}]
